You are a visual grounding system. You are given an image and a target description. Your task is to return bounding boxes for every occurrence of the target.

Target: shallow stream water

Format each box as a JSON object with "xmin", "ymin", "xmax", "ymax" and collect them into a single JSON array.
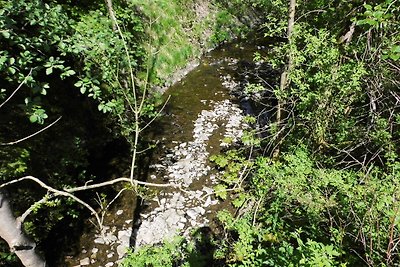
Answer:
[{"xmin": 63, "ymin": 33, "xmax": 272, "ymax": 267}]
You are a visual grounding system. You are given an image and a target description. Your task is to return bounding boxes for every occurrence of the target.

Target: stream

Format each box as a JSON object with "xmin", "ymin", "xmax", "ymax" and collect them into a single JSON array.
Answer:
[{"xmin": 62, "ymin": 32, "xmax": 274, "ymax": 267}]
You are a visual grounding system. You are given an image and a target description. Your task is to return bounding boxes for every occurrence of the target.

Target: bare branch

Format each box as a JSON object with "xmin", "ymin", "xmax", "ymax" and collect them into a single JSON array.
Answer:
[
  {"xmin": 140, "ymin": 95, "xmax": 171, "ymax": 132},
  {"xmin": 0, "ymin": 69, "xmax": 32, "ymax": 109},
  {"xmin": 295, "ymin": 9, "xmax": 326, "ymax": 23},
  {"xmin": 18, "ymin": 195, "xmax": 50, "ymax": 224},
  {"xmin": 0, "ymin": 176, "xmax": 103, "ymax": 228},
  {"xmin": 104, "ymin": 0, "xmax": 117, "ymax": 31},
  {"xmin": 1, "ymin": 116, "xmax": 62, "ymax": 146},
  {"xmin": 63, "ymin": 177, "xmax": 178, "ymax": 193}
]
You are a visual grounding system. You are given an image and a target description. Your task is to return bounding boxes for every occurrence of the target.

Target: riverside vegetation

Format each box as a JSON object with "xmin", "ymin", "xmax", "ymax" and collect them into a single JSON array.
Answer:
[
  {"xmin": 0, "ymin": 0, "xmax": 260, "ymax": 265},
  {"xmin": 0, "ymin": 0, "xmax": 264, "ymax": 266},
  {"xmin": 122, "ymin": 0, "xmax": 400, "ymax": 266},
  {"xmin": 1, "ymin": 0, "xmax": 400, "ymax": 266}
]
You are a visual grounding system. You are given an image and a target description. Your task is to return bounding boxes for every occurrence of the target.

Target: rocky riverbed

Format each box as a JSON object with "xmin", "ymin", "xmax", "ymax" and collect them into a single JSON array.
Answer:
[
  {"xmin": 134, "ymin": 99, "xmax": 248, "ymax": 247},
  {"xmin": 70, "ymin": 98, "xmax": 247, "ymax": 267},
  {"xmin": 67, "ymin": 34, "xmax": 273, "ymax": 266}
]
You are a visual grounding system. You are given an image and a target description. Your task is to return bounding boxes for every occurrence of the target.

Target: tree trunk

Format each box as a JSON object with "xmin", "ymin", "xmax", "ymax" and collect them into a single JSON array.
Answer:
[
  {"xmin": 273, "ymin": 0, "xmax": 296, "ymax": 158},
  {"xmin": 0, "ymin": 190, "xmax": 46, "ymax": 267},
  {"xmin": 104, "ymin": 0, "xmax": 117, "ymax": 31}
]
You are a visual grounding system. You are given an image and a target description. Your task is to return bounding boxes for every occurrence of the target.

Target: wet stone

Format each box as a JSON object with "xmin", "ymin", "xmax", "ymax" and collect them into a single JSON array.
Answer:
[
  {"xmin": 134, "ymin": 100, "xmax": 247, "ymax": 248},
  {"xmin": 94, "ymin": 237, "xmax": 105, "ymax": 244},
  {"xmin": 80, "ymin": 257, "xmax": 90, "ymax": 266},
  {"xmin": 116, "ymin": 210, "xmax": 123, "ymax": 216},
  {"xmin": 186, "ymin": 209, "xmax": 198, "ymax": 220},
  {"xmin": 117, "ymin": 244, "xmax": 128, "ymax": 258}
]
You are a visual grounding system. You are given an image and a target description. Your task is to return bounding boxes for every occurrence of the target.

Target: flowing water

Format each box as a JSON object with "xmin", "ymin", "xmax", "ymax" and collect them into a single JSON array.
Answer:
[{"xmin": 61, "ymin": 32, "xmax": 274, "ymax": 267}]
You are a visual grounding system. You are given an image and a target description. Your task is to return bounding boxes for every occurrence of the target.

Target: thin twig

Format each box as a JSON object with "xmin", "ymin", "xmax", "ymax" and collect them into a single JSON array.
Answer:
[
  {"xmin": 63, "ymin": 177, "xmax": 178, "ymax": 193},
  {"xmin": 140, "ymin": 95, "xmax": 171, "ymax": 132},
  {"xmin": 252, "ymin": 196, "xmax": 264, "ymax": 226},
  {"xmin": 0, "ymin": 69, "xmax": 32, "ymax": 109},
  {"xmin": 295, "ymin": 9, "xmax": 326, "ymax": 23},
  {"xmin": 1, "ymin": 116, "xmax": 62, "ymax": 146}
]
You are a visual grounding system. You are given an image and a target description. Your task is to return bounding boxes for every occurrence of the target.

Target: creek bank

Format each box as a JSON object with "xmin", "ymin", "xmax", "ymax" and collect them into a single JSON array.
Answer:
[
  {"xmin": 135, "ymin": 0, "xmax": 263, "ymax": 90},
  {"xmin": 133, "ymin": 33, "xmax": 277, "ymax": 249},
  {"xmin": 68, "ymin": 31, "xmax": 274, "ymax": 266}
]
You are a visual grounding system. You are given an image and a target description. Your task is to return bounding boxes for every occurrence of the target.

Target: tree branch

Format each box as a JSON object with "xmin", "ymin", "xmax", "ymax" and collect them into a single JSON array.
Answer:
[
  {"xmin": 64, "ymin": 177, "xmax": 178, "ymax": 193},
  {"xmin": 0, "ymin": 69, "xmax": 32, "ymax": 109},
  {"xmin": 0, "ymin": 176, "xmax": 103, "ymax": 228},
  {"xmin": 1, "ymin": 116, "xmax": 62, "ymax": 146}
]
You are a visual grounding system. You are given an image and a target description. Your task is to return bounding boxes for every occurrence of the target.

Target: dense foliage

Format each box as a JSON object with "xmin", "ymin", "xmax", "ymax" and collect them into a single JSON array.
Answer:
[
  {"xmin": 0, "ymin": 0, "xmax": 264, "ymax": 265},
  {"xmin": 123, "ymin": 0, "xmax": 400, "ymax": 266},
  {"xmin": 1, "ymin": 0, "xmax": 399, "ymax": 266}
]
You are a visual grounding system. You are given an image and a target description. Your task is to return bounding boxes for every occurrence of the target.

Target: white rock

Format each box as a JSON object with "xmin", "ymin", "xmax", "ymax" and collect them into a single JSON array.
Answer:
[
  {"xmin": 105, "ymin": 234, "xmax": 118, "ymax": 243},
  {"xmin": 186, "ymin": 209, "xmax": 198, "ymax": 220},
  {"xmin": 116, "ymin": 210, "xmax": 123, "ymax": 216},
  {"xmin": 117, "ymin": 244, "xmax": 128, "ymax": 258},
  {"xmin": 80, "ymin": 257, "xmax": 90, "ymax": 265},
  {"xmin": 211, "ymin": 199, "xmax": 219, "ymax": 205},
  {"xmin": 204, "ymin": 196, "xmax": 212, "ymax": 207},
  {"xmin": 118, "ymin": 229, "xmax": 131, "ymax": 240},
  {"xmin": 203, "ymin": 187, "xmax": 213, "ymax": 195},
  {"xmin": 94, "ymin": 237, "xmax": 105, "ymax": 244},
  {"xmin": 194, "ymin": 206, "xmax": 206, "ymax": 215}
]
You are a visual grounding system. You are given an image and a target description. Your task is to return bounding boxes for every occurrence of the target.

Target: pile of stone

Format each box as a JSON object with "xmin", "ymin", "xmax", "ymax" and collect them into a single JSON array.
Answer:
[
  {"xmin": 134, "ymin": 99, "xmax": 247, "ymax": 247},
  {"xmin": 71, "ymin": 99, "xmax": 247, "ymax": 266},
  {"xmin": 71, "ymin": 76, "xmax": 250, "ymax": 266}
]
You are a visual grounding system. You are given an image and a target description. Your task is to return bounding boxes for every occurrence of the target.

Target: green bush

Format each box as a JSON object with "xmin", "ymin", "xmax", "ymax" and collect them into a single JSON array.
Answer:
[{"xmin": 212, "ymin": 146, "xmax": 400, "ymax": 266}]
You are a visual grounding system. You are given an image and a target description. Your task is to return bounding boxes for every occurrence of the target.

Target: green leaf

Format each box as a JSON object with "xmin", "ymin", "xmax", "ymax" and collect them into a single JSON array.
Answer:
[
  {"xmin": 46, "ymin": 67, "xmax": 53, "ymax": 75},
  {"xmin": 1, "ymin": 31, "xmax": 10, "ymax": 39},
  {"xmin": 232, "ymin": 192, "xmax": 246, "ymax": 208},
  {"xmin": 64, "ymin": 69, "xmax": 76, "ymax": 76},
  {"xmin": 29, "ymin": 114, "xmax": 37, "ymax": 123},
  {"xmin": 364, "ymin": 4, "xmax": 372, "ymax": 10},
  {"xmin": 8, "ymin": 67, "xmax": 16, "ymax": 75},
  {"xmin": 214, "ymin": 184, "xmax": 228, "ymax": 200},
  {"xmin": 390, "ymin": 54, "xmax": 400, "ymax": 61},
  {"xmin": 74, "ymin": 81, "xmax": 83, "ymax": 87}
]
